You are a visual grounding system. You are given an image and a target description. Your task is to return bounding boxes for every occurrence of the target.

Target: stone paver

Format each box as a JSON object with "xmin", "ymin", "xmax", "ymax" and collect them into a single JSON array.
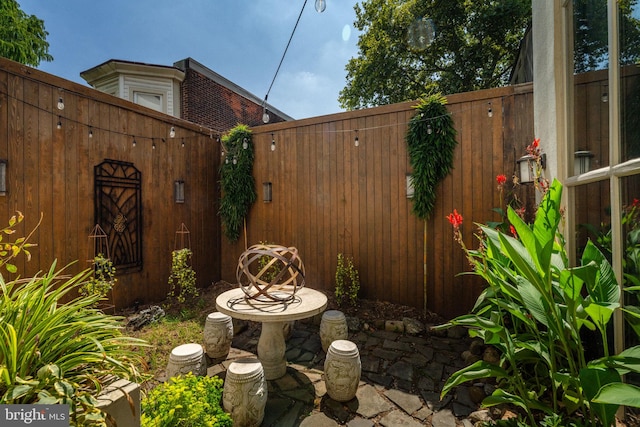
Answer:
[{"xmin": 208, "ymin": 315, "xmax": 477, "ymax": 426}]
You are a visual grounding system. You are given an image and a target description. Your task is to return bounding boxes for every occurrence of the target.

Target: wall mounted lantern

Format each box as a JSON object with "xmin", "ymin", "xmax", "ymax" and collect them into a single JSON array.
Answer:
[
  {"xmin": 263, "ymin": 182, "xmax": 272, "ymax": 203},
  {"xmin": 174, "ymin": 180, "xmax": 185, "ymax": 203},
  {"xmin": 0, "ymin": 160, "xmax": 6, "ymax": 196},
  {"xmin": 406, "ymin": 174, "xmax": 414, "ymax": 198},
  {"xmin": 574, "ymin": 151, "xmax": 593, "ymax": 175},
  {"xmin": 517, "ymin": 154, "xmax": 535, "ymax": 184}
]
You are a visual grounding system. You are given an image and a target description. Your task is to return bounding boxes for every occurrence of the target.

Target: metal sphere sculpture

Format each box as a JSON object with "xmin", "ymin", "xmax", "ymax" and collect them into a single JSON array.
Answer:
[{"xmin": 236, "ymin": 244, "xmax": 305, "ymax": 302}]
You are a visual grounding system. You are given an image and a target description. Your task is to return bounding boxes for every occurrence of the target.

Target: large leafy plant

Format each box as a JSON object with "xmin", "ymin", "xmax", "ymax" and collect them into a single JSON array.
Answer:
[
  {"xmin": 219, "ymin": 124, "xmax": 256, "ymax": 241},
  {"xmin": 440, "ymin": 179, "xmax": 640, "ymax": 426}
]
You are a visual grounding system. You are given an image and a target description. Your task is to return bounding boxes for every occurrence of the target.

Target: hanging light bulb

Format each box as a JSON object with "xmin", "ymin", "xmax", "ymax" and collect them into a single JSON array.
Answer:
[
  {"xmin": 262, "ymin": 108, "xmax": 270, "ymax": 124},
  {"xmin": 57, "ymin": 97, "xmax": 65, "ymax": 110},
  {"xmin": 152, "ymin": 139, "xmax": 156, "ymax": 150},
  {"xmin": 242, "ymin": 138, "xmax": 248, "ymax": 150},
  {"xmin": 354, "ymin": 130, "xmax": 359, "ymax": 147},
  {"xmin": 57, "ymin": 117, "xmax": 62, "ymax": 129},
  {"xmin": 315, "ymin": 0, "xmax": 326, "ymax": 13},
  {"xmin": 181, "ymin": 138, "xmax": 185, "ymax": 148},
  {"xmin": 270, "ymin": 133, "xmax": 276, "ymax": 151},
  {"xmin": 487, "ymin": 102, "xmax": 493, "ymax": 118},
  {"xmin": 232, "ymin": 157, "xmax": 237, "ymax": 165},
  {"xmin": 427, "ymin": 123, "xmax": 433, "ymax": 135},
  {"xmin": 88, "ymin": 128, "xmax": 93, "ymax": 138},
  {"xmin": 132, "ymin": 137, "xmax": 137, "ymax": 147},
  {"xmin": 169, "ymin": 127, "xmax": 176, "ymax": 138},
  {"xmin": 225, "ymin": 157, "xmax": 229, "ymax": 164}
]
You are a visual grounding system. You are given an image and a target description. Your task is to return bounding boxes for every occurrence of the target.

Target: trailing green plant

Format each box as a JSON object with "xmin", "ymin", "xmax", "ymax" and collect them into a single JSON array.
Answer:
[
  {"xmin": 167, "ymin": 248, "xmax": 198, "ymax": 303},
  {"xmin": 141, "ymin": 373, "xmax": 232, "ymax": 427},
  {"xmin": 219, "ymin": 124, "xmax": 256, "ymax": 241},
  {"xmin": 0, "ymin": 261, "xmax": 149, "ymax": 426},
  {"xmin": 439, "ymin": 179, "xmax": 640, "ymax": 426},
  {"xmin": 79, "ymin": 253, "xmax": 117, "ymax": 303},
  {"xmin": 406, "ymin": 93, "xmax": 457, "ymax": 220},
  {"xmin": 335, "ymin": 253, "xmax": 360, "ymax": 307}
]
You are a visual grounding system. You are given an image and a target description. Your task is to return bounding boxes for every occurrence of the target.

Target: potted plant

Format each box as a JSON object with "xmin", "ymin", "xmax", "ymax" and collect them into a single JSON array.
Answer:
[{"xmin": 167, "ymin": 248, "xmax": 198, "ymax": 303}]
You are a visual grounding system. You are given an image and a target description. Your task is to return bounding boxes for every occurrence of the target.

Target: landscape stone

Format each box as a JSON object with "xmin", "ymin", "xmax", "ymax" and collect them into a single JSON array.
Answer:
[
  {"xmin": 431, "ymin": 409, "xmax": 458, "ymax": 427},
  {"xmin": 379, "ymin": 410, "xmax": 424, "ymax": 427},
  {"xmin": 384, "ymin": 389, "xmax": 422, "ymax": 414},
  {"xmin": 355, "ymin": 385, "xmax": 394, "ymax": 418},
  {"xmin": 299, "ymin": 412, "xmax": 339, "ymax": 427},
  {"xmin": 403, "ymin": 317, "xmax": 425, "ymax": 335}
]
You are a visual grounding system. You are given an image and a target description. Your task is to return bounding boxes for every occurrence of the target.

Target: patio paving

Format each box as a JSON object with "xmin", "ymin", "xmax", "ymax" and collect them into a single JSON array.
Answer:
[{"xmin": 207, "ymin": 315, "xmax": 486, "ymax": 427}]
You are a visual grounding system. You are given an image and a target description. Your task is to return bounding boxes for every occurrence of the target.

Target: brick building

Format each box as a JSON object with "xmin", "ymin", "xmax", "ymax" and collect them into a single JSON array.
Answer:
[{"xmin": 81, "ymin": 57, "xmax": 292, "ymax": 133}]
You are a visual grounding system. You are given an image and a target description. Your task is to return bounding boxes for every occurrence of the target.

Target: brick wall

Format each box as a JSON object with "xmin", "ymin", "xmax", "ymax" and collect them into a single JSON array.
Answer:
[{"xmin": 180, "ymin": 68, "xmax": 286, "ymax": 133}]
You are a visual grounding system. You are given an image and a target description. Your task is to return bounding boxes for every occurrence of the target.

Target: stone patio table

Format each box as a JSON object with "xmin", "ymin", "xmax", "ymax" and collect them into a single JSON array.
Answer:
[{"xmin": 216, "ymin": 287, "xmax": 327, "ymax": 380}]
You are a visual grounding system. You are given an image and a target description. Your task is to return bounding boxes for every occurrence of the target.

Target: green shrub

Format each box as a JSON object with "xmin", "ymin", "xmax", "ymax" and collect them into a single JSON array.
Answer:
[
  {"xmin": 0, "ymin": 262, "xmax": 148, "ymax": 425},
  {"xmin": 79, "ymin": 253, "xmax": 117, "ymax": 303},
  {"xmin": 440, "ymin": 179, "xmax": 640, "ymax": 426},
  {"xmin": 141, "ymin": 373, "xmax": 232, "ymax": 427},
  {"xmin": 335, "ymin": 253, "xmax": 360, "ymax": 307},
  {"xmin": 168, "ymin": 248, "xmax": 198, "ymax": 303}
]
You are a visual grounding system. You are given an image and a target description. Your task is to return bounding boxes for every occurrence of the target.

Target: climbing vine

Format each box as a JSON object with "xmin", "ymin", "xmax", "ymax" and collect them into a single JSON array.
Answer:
[
  {"xmin": 406, "ymin": 94, "xmax": 457, "ymax": 220},
  {"xmin": 219, "ymin": 124, "xmax": 256, "ymax": 241}
]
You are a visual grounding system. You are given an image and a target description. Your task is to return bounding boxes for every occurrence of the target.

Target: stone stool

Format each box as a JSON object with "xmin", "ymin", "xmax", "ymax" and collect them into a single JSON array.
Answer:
[
  {"xmin": 165, "ymin": 343, "xmax": 206, "ymax": 378},
  {"xmin": 203, "ymin": 312, "xmax": 233, "ymax": 360},
  {"xmin": 223, "ymin": 358, "xmax": 267, "ymax": 427},
  {"xmin": 324, "ymin": 339, "xmax": 361, "ymax": 402},
  {"xmin": 320, "ymin": 310, "xmax": 348, "ymax": 352}
]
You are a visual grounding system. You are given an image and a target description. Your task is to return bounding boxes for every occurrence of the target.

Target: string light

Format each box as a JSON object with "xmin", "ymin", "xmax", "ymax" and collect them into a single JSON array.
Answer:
[
  {"xmin": 132, "ymin": 137, "xmax": 137, "ymax": 147},
  {"xmin": 232, "ymin": 157, "xmax": 237, "ymax": 165},
  {"xmin": 152, "ymin": 139, "xmax": 156, "ymax": 150},
  {"xmin": 242, "ymin": 137, "xmax": 248, "ymax": 150},
  {"xmin": 57, "ymin": 97, "xmax": 64, "ymax": 110},
  {"xmin": 181, "ymin": 138, "xmax": 185, "ymax": 148},
  {"xmin": 354, "ymin": 130, "xmax": 359, "ymax": 147},
  {"xmin": 427, "ymin": 123, "xmax": 432, "ymax": 134},
  {"xmin": 270, "ymin": 133, "xmax": 276, "ymax": 152},
  {"xmin": 315, "ymin": 0, "xmax": 326, "ymax": 12},
  {"xmin": 57, "ymin": 117, "xmax": 62, "ymax": 129},
  {"xmin": 169, "ymin": 127, "xmax": 176, "ymax": 138},
  {"xmin": 487, "ymin": 102, "xmax": 493, "ymax": 118}
]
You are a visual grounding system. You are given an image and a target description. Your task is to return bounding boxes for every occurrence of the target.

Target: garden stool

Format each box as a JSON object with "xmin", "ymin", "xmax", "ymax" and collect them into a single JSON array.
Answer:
[
  {"xmin": 165, "ymin": 343, "xmax": 207, "ymax": 378},
  {"xmin": 223, "ymin": 358, "xmax": 267, "ymax": 427},
  {"xmin": 203, "ymin": 312, "xmax": 233, "ymax": 360},
  {"xmin": 320, "ymin": 310, "xmax": 348, "ymax": 352},
  {"xmin": 324, "ymin": 339, "xmax": 361, "ymax": 402}
]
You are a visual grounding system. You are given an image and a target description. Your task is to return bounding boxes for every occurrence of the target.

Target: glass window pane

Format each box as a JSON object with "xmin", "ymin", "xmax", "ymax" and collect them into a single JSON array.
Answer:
[
  {"xmin": 620, "ymin": 4, "xmax": 640, "ymax": 162},
  {"xmin": 573, "ymin": 0, "xmax": 610, "ymax": 175},
  {"xmin": 622, "ymin": 175, "xmax": 640, "ymax": 357}
]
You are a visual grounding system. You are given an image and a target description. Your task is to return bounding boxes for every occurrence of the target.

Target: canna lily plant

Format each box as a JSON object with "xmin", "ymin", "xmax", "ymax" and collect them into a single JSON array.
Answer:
[{"xmin": 439, "ymin": 179, "xmax": 640, "ymax": 426}]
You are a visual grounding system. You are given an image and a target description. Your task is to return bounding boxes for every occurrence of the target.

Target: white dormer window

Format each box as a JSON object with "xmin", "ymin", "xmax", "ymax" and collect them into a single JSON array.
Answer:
[{"xmin": 133, "ymin": 91, "xmax": 163, "ymax": 112}]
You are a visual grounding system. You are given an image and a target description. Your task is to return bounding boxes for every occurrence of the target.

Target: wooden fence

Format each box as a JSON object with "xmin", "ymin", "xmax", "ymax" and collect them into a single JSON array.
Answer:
[
  {"xmin": 0, "ymin": 57, "xmax": 220, "ymax": 308},
  {"xmin": 222, "ymin": 85, "xmax": 536, "ymax": 319}
]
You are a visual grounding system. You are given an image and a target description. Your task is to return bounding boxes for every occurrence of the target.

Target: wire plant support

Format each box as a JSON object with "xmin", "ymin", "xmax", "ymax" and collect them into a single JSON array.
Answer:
[{"xmin": 174, "ymin": 223, "xmax": 192, "ymax": 251}]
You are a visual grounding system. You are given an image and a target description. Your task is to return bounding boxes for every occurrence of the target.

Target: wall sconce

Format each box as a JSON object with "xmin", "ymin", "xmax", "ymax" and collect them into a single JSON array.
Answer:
[
  {"xmin": 406, "ymin": 174, "xmax": 415, "ymax": 198},
  {"xmin": 517, "ymin": 154, "xmax": 534, "ymax": 184},
  {"xmin": 0, "ymin": 160, "xmax": 6, "ymax": 196},
  {"xmin": 574, "ymin": 150, "xmax": 593, "ymax": 175},
  {"xmin": 263, "ymin": 182, "xmax": 272, "ymax": 203},
  {"xmin": 174, "ymin": 180, "xmax": 185, "ymax": 203}
]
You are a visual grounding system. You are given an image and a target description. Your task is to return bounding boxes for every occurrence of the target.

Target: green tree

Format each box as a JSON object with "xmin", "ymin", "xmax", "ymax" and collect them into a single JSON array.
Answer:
[
  {"xmin": 339, "ymin": 0, "xmax": 531, "ymax": 110},
  {"xmin": 0, "ymin": 0, "xmax": 53, "ymax": 66}
]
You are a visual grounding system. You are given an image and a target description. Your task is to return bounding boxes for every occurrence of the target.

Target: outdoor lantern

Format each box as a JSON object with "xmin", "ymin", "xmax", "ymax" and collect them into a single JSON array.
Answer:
[
  {"xmin": 406, "ymin": 174, "xmax": 414, "ymax": 198},
  {"xmin": 263, "ymin": 182, "xmax": 272, "ymax": 203},
  {"xmin": 574, "ymin": 151, "xmax": 593, "ymax": 175},
  {"xmin": 0, "ymin": 160, "xmax": 6, "ymax": 196},
  {"xmin": 174, "ymin": 180, "xmax": 185, "ymax": 203},
  {"xmin": 517, "ymin": 154, "xmax": 534, "ymax": 184}
]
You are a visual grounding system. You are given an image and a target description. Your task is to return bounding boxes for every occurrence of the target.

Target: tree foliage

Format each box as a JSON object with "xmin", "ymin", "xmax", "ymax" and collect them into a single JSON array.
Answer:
[
  {"xmin": 339, "ymin": 0, "xmax": 531, "ymax": 110},
  {"xmin": 0, "ymin": 0, "xmax": 53, "ymax": 67}
]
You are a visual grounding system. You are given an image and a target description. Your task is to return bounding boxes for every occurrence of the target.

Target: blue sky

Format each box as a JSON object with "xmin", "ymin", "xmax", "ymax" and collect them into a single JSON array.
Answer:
[{"xmin": 18, "ymin": 0, "xmax": 361, "ymax": 120}]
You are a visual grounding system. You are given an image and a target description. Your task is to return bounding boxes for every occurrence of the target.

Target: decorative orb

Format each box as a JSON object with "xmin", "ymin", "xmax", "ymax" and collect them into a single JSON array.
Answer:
[{"xmin": 236, "ymin": 244, "xmax": 305, "ymax": 302}]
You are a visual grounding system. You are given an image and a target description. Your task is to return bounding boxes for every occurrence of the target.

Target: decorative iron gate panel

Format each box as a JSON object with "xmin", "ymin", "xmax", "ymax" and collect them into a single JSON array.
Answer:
[{"xmin": 94, "ymin": 159, "xmax": 142, "ymax": 272}]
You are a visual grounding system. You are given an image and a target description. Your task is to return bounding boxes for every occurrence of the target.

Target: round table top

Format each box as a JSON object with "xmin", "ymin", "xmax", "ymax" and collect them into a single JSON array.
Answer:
[{"xmin": 216, "ymin": 287, "xmax": 328, "ymax": 323}]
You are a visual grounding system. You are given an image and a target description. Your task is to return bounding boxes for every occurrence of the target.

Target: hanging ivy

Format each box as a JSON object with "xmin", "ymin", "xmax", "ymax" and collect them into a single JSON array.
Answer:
[
  {"xmin": 406, "ymin": 94, "xmax": 457, "ymax": 220},
  {"xmin": 219, "ymin": 124, "xmax": 256, "ymax": 241}
]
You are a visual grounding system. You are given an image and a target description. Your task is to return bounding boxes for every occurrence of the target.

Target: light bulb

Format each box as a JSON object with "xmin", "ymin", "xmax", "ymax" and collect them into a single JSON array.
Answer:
[
  {"xmin": 354, "ymin": 137, "xmax": 359, "ymax": 147},
  {"xmin": 57, "ymin": 97, "xmax": 64, "ymax": 110},
  {"xmin": 427, "ymin": 124, "xmax": 432, "ymax": 135},
  {"xmin": 271, "ymin": 134, "xmax": 276, "ymax": 151},
  {"xmin": 315, "ymin": 0, "xmax": 326, "ymax": 13},
  {"xmin": 152, "ymin": 141, "xmax": 156, "ymax": 150},
  {"xmin": 132, "ymin": 138, "xmax": 137, "ymax": 147},
  {"xmin": 225, "ymin": 158, "xmax": 229, "ymax": 164},
  {"xmin": 487, "ymin": 103, "xmax": 493, "ymax": 118},
  {"xmin": 262, "ymin": 110, "xmax": 270, "ymax": 124},
  {"xmin": 169, "ymin": 127, "xmax": 176, "ymax": 138},
  {"xmin": 57, "ymin": 118, "xmax": 62, "ymax": 129},
  {"xmin": 232, "ymin": 157, "xmax": 237, "ymax": 165},
  {"xmin": 242, "ymin": 138, "xmax": 248, "ymax": 149},
  {"xmin": 89, "ymin": 128, "xmax": 93, "ymax": 138},
  {"xmin": 181, "ymin": 139, "xmax": 185, "ymax": 148}
]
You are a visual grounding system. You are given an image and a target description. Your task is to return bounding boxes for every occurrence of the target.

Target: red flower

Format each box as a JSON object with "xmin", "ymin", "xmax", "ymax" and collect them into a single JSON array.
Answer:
[
  {"xmin": 532, "ymin": 138, "xmax": 539, "ymax": 148},
  {"xmin": 633, "ymin": 198, "xmax": 640, "ymax": 208},
  {"xmin": 447, "ymin": 209, "xmax": 463, "ymax": 229},
  {"xmin": 510, "ymin": 224, "xmax": 517, "ymax": 237},
  {"xmin": 496, "ymin": 174, "xmax": 507, "ymax": 186}
]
